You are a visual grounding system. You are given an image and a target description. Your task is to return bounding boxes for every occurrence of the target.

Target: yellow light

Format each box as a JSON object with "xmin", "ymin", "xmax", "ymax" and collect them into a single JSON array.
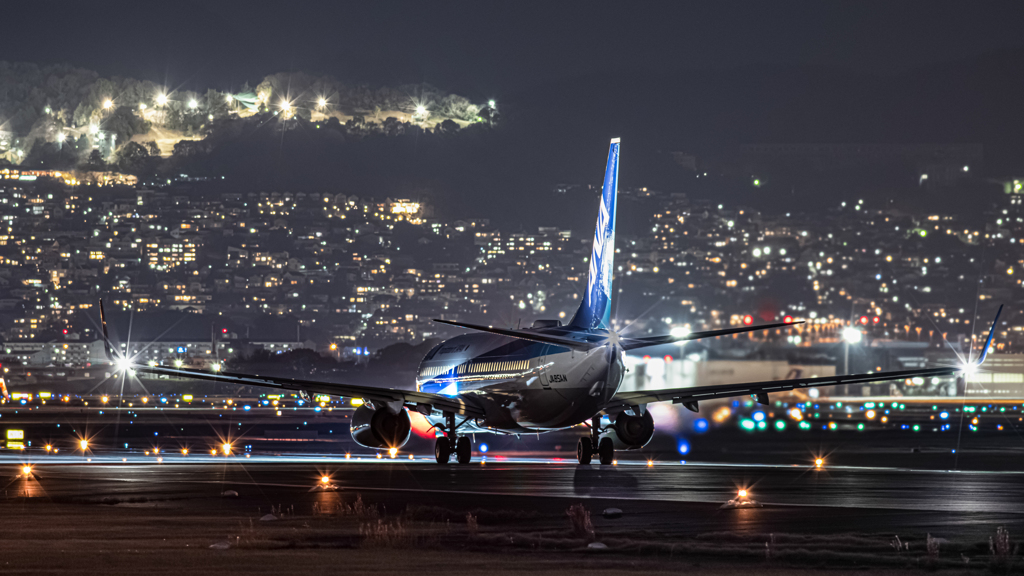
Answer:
[
  {"xmin": 389, "ymin": 447, "xmax": 398, "ymax": 458},
  {"xmin": 79, "ymin": 439, "xmax": 89, "ymax": 451},
  {"xmin": 351, "ymin": 398, "xmax": 364, "ymax": 407},
  {"xmin": 222, "ymin": 443, "xmax": 232, "ymax": 455},
  {"xmin": 345, "ymin": 453, "xmax": 351, "ymax": 460},
  {"xmin": 866, "ymin": 409, "xmax": 876, "ymax": 419},
  {"xmin": 22, "ymin": 465, "xmax": 31, "ymax": 475},
  {"xmin": 101, "ymin": 396, "xmax": 109, "ymax": 403},
  {"xmin": 647, "ymin": 460, "xmax": 654, "ymax": 467},
  {"xmin": 210, "ymin": 449, "xmax": 217, "ymax": 455},
  {"xmin": 376, "ymin": 453, "xmax": 382, "ymax": 459},
  {"xmin": 738, "ymin": 489, "xmax": 748, "ymax": 498},
  {"xmin": 321, "ymin": 476, "xmax": 330, "ymax": 484},
  {"xmin": 815, "ymin": 458, "xmax": 824, "ymax": 467},
  {"xmin": 182, "ymin": 448, "xmax": 188, "ymax": 455},
  {"xmin": 45, "ymin": 445, "xmax": 52, "ymax": 452},
  {"xmin": 142, "ymin": 397, "xmax": 149, "ymax": 404},
  {"xmin": 153, "ymin": 447, "xmax": 159, "ymax": 454},
  {"xmin": 329, "ymin": 343, "xmax": 337, "ymax": 351}
]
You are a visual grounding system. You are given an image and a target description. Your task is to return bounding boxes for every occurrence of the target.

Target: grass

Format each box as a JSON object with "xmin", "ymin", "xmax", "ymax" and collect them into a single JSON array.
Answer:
[{"xmin": 0, "ymin": 497, "xmax": 1019, "ymax": 574}]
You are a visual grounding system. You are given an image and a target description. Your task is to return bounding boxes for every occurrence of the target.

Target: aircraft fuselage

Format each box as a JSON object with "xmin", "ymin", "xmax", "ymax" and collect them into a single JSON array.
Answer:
[{"xmin": 415, "ymin": 330, "xmax": 624, "ymax": 432}]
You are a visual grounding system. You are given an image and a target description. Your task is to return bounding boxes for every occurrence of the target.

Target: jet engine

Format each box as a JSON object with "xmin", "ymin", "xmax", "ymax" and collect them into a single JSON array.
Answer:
[
  {"xmin": 350, "ymin": 405, "xmax": 412, "ymax": 449},
  {"xmin": 610, "ymin": 410, "xmax": 655, "ymax": 449}
]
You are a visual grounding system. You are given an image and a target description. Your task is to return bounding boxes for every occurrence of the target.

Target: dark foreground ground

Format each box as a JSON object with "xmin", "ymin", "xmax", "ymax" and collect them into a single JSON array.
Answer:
[{"xmin": 1, "ymin": 457, "xmax": 1022, "ymax": 575}]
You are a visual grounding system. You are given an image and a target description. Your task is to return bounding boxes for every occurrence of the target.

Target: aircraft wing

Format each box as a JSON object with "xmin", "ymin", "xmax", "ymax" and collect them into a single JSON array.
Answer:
[
  {"xmin": 129, "ymin": 364, "xmax": 486, "ymax": 417},
  {"xmin": 619, "ymin": 321, "xmax": 802, "ymax": 351},
  {"xmin": 432, "ymin": 319, "xmax": 803, "ymax": 352},
  {"xmin": 603, "ymin": 366, "xmax": 961, "ymax": 410}
]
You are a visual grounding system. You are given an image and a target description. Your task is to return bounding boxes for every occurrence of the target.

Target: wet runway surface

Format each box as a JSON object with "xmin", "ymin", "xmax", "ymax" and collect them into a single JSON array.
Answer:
[{"xmin": 4, "ymin": 454, "xmax": 1024, "ymax": 540}]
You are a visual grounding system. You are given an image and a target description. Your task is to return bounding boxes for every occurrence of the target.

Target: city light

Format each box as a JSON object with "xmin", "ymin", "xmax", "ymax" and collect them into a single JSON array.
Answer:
[
  {"xmin": 156, "ymin": 93, "xmax": 168, "ymax": 106},
  {"xmin": 188, "ymin": 99, "xmax": 198, "ymax": 109},
  {"xmin": 279, "ymin": 100, "xmax": 292, "ymax": 112},
  {"xmin": 415, "ymin": 104, "xmax": 427, "ymax": 116},
  {"xmin": 815, "ymin": 458, "xmax": 824, "ymax": 468},
  {"xmin": 103, "ymin": 99, "xmax": 113, "ymax": 109},
  {"xmin": 317, "ymin": 97, "xmax": 327, "ymax": 108},
  {"xmin": 737, "ymin": 489, "xmax": 748, "ymax": 498},
  {"xmin": 842, "ymin": 327, "xmax": 863, "ymax": 344},
  {"xmin": 211, "ymin": 363, "xmax": 222, "ymax": 372},
  {"xmin": 321, "ymin": 475, "xmax": 330, "ymax": 484}
]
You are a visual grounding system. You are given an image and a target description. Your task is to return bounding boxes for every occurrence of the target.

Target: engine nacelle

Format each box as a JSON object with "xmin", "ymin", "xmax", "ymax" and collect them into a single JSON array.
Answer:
[
  {"xmin": 610, "ymin": 410, "xmax": 655, "ymax": 450},
  {"xmin": 350, "ymin": 405, "xmax": 412, "ymax": 449}
]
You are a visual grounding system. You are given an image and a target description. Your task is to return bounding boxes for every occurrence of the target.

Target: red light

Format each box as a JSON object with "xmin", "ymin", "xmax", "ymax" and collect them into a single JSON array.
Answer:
[
  {"xmin": 222, "ymin": 328, "xmax": 228, "ymax": 334},
  {"xmin": 664, "ymin": 355, "xmax": 673, "ymax": 363},
  {"xmin": 783, "ymin": 315, "xmax": 793, "ymax": 324},
  {"xmin": 742, "ymin": 315, "xmax": 753, "ymax": 326},
  {"xmin": 62, "ymin": 329, "xmax": 68, "ymax": 334},
  {"xmin": 642, "ymin": 355, "xmax": 651, "ymax": 361},
  {"xmin": 859, "ymin": 316, "xmax": 869, "ymax": 325},
  {"xmin": 872, "ymin": 316, "xmax": 880, "ymax": 324}
]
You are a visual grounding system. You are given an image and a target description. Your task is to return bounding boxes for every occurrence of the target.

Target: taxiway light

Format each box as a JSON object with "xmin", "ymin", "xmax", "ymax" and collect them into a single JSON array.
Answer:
[
  {"xmin": 389, "ymin": 448, "xmax": 397, "ymax": 458},
  {"xmin": 222, "ymin": 443, "xmax": 232, "ymax": 455},
  {"xmin": 738, "ymin": 489, "xmax": 748, "ymax": 498},
  {"xmin": 182, "ymin": 448, "xmax": 188, "ymax": 455},
  {"xmin": 79, "ymin": 439, "xmax": 88, "ymax": 451},
  {"xmin": 321, "ymin": 476, "xmax": 330, "ymax": 484},
  {"xmin": 45, "ymin": 445, "xmax": 52, "ymax": 452},
  {"xmin": 815, "ymin": 458, "xmax": 824, "ymax": 468},
  {"xmin": 22, "ymin": 465, "xmax": 31, "ymax": 476}
]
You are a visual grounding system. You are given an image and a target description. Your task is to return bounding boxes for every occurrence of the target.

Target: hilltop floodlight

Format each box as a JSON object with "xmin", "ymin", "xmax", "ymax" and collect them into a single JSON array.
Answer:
[
  {"xmin": 280, "ymin": 100, "xmax": 292, "ymax": 112},
  {"xmin": 842, "ymin": 327, "xmax": 863, "ymax": 344},
  {"xmin": 225, "ymin": 94, "xmax": 233, "ymax": 104},
  {"xmin": 156, "ymin": 94, "xmax": 168, "ymax": 106},
  {"xmin": 56, "ymin": 132, "xmax": 65, "ymax": 141},
  {"xmin": 317, "ymin": 98, "xmax": 327, "ymax": 108},
  {"xmin": 415, "ymin": 105, "xmax": 427, "ymax": 116},
  {"xmin": 103, "ymin": 99, "xmax": 113, "ymax": 110},
  {"xmin": 488, "ymin": 99, "xmax": 496, "ymax": 108},
  {"xmin": 188, "ymin": 99, "xmax": 198, "ymax": 109}
]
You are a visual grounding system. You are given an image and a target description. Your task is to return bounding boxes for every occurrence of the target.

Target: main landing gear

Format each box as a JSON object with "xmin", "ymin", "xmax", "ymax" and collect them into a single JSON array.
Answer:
[
  {"xmin": 577, "ymin": 416, "xmax": 614, "ymax": 465},
  {"xmin": 434, "ymin": 412, "xmax": 473, "ymax": 464}
]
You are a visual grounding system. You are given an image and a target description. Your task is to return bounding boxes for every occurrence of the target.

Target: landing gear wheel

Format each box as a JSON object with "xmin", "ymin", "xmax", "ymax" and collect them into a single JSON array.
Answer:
[
  {"xmin": 456, "ymin": 436, "xmax": 472, "ymax": 464},
  {"xmin": 434, "ymin": 437, "xmax": 451, "ymax": 463},
  {"xmin": 598, "ymin": 437, "xmax": 614, "ymax": 465},
  {"xmin": 577, "ymin": 437, "xmax": 593, "ymax": 464}
]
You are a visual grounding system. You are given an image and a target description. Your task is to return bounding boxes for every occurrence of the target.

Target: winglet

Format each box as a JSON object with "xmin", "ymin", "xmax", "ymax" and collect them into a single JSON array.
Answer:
[
  {"xmin": 977, "ymin": 304, "xmax": 1003, "ymax": 365},
  {"xmin": 99, "ymin": 299, "xmax": 115, "ymax": 362}
]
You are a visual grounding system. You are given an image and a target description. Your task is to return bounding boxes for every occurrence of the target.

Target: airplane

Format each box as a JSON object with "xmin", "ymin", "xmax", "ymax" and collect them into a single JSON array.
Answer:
[{"xmin": 101, "ymin": 138, "xmax": 998, "ymax": 466}]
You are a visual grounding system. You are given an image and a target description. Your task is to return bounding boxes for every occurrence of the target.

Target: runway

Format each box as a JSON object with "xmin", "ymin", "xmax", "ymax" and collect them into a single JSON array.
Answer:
[{"xmin": 4, "ymin": 453, "xmax": 1024, "ymax": 540}]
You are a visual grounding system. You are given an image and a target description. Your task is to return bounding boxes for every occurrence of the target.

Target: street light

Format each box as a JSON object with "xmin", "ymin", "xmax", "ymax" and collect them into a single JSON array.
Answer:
[
  {"xmin": 156, "ymin": 94, "xmax": 168, "ymax": 106},
  {"xmin": 103, "ymin": 99, "xmax": 113, "ymax": 110},
  {"xmin": 415, "ymin": 104, "xmax": 427, "ymax": 116},
  {"xmin": 317, "ymin": 97, "xmax": 327, "ymax": 108},
  {"xmin": 188, "ymin": 99, "xmax": 198, "ymax": 109}
]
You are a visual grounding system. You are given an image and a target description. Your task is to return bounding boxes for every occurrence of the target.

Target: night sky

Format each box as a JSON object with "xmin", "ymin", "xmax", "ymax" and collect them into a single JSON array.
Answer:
[{"xmin": 4, "ymin": 1, "xmax": 1023, "ymax": 96}]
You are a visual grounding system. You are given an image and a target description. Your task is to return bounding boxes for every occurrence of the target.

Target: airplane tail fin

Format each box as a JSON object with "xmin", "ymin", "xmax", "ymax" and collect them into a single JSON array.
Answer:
[{"xmin": 569, "ymin": 138, "xmax": 620, "ymax": 330}]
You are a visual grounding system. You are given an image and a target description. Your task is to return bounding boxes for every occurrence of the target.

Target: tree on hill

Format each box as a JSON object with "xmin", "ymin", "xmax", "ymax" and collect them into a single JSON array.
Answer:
[{"xmin": 81, "ymin": 149, "xmax": 108, "ymax": 171}]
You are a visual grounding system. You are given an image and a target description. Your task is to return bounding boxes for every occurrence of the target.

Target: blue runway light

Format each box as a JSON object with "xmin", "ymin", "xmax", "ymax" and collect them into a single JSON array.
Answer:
[
  {"xmin": 479, "ymin": 443, "xmax": 488, "ymax": 453},
  {"xmin": 939, "ymin": 411, "xmax": 949, "ymax": 419},
  {"xmin": 677, "ymin": 441, "xmax": 690, "ymax": 454},
  {"xmin": 752, "ymin": 411, "xmax": 765, "ymax": 422},
  {"xmin": 694, "ymin": 418, "xmax": 708, "ymax": 432},
  {"xmin": 243, "ymin": 405, "xmax": 251, "ymax": 411}
]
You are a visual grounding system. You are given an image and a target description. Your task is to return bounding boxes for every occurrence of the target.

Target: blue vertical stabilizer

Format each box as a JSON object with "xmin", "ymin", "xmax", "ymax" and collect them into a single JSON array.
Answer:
[{"xmin": 569, "ymin": 138, "xmax": 620, "ymax": 329}]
